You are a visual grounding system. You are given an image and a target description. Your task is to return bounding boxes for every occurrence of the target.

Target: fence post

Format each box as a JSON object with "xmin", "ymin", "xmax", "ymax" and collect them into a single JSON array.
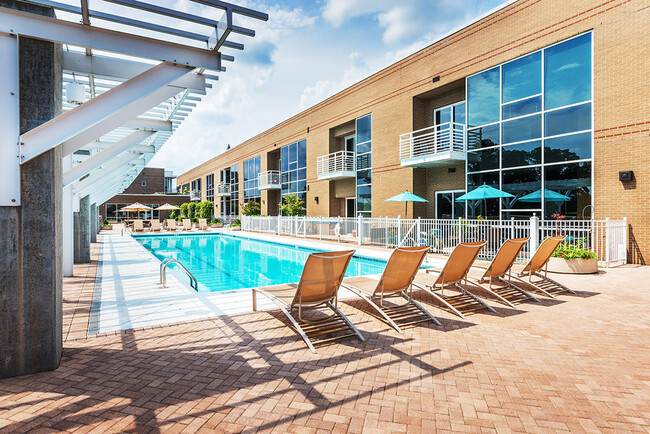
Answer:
[
  {"xmin": 397, "ymin": 216, "xmax": 401, "ymax": 247},
  {"xmin": 416, "ymin": 217, "xmax": 421, "ymax": 246},
  {"xmin": 303, "ymin": 216, "xmax": 306, "ymax": 238},
  {"xmin": 357, "ymin": 214, "xmax": 363, "ymax": 246},
  {"xmin": 458, "ymin": 217, "xmax": 463, "ymax": 243},
  {"xmin": 319, "ymin": 216, "xmax": 322, "ymax": 240},
  {"xmin": 529, "ymin": 214, "xmax": 539, "ymax": 259},
  {"xmin": 277, "ymin": 214, "xmax": 281, "ymax": 235},
  {"xmin": 510, "ymin": 217, "xmax": 515, "ymax": 239},
  {"xmin": 623, "ymin": 217, "xmax": 628, "ymax": 264},
  {"xmin": 605, "ymin": 217, "xmax": 611, "ymax": 267}
]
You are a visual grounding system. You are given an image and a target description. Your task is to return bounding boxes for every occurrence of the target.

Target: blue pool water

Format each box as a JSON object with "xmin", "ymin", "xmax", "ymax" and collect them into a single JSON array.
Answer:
[{"xmin": 134, "ymin": 233, "xmax": 388, "ymax": 293}]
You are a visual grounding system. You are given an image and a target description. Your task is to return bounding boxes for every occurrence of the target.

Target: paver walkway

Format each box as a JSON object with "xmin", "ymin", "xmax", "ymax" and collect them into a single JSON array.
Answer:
[{"xmin": 1, "ymin": 233, "xmax": 649, "ymax": 432}]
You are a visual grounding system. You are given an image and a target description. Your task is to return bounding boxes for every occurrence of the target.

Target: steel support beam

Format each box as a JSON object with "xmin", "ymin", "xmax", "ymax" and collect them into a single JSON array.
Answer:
[
  {"xmin": 0, "ymin": 34, "xmax": 20, "ymax": 206},
  {"xmin": 20, "ymin": 62, "xmax": 190, "ymax": 163},
  {"xmin": 63, "ymin": 130, "xmax": 154, "ymax": 187},
  {"xmin": 0, "ymin": 7, "xmax": 221, "ymax": 70}
]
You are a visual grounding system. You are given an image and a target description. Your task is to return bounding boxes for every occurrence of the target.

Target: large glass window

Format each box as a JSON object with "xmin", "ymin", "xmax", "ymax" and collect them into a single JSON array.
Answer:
[
  {"xmin": 436, "ymin": 191, "xmax": 466, "ymax": 219},
  {"xmin": 243, "ymin": 156, "xmax": 261, "ymax": 202},
  {"xmin": 280, "ymin": 138, "xmax": 307, "ymax": 210},
  {"xmin": 206, "ymin": 174, "xmax": 214, "ymax": 203},
  {"xmin": 465, "ymin": 32, "xmax": 592, "ymax": 219},
  {"xmin": 356, "ymin": 114, "xmax": 372, "ymax": 216}
]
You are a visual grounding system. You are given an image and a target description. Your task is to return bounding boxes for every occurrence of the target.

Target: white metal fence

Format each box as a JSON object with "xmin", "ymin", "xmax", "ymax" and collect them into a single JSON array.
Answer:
[
  {"xmin": 242, "ymin": 215, "xmax": 628, "ymax": 267},
  {"xmin": 316, "ymin": 151, "xmax": 355, "ymax": 177}
]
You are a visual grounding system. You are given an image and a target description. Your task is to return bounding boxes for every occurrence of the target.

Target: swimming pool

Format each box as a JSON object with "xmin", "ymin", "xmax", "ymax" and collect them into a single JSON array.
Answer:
[{"xmin": 134, "ymin": 233, "xmax": 389, "ymax": 293}]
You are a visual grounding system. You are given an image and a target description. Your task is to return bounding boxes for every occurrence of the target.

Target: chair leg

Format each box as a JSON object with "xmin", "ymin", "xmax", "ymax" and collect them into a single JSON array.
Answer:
[
  {"xmin": 412, "ymin": 283, "xmax": 466, "ymax": 319},
  {"xmin": 467, "ymin": 279, "xmax": 516, "ymax": 308},
  {"xmin": 455, "ymin": 283, "xmax": 497, "ymax": 313},
  {"xmin": 499, "ymin": 278, "xmax": 541, "ymax": 303},
  {"xmin": 510, "ymin": 274, "xmax": 556, "ymax": 298},
  {"xmin": 328, "ymin": 302, "xmax": 366, "ymax": 342},
  {"xmin": 535, "ymin": 272, "xmax": 576, "ymax": 294},
  {"xmin": 344, "ymin": 286, "xmax": 404, "ymax": 333},
  {"xmin": 401, "ymin": 292, "xmax": 442, "ymax": 326}
]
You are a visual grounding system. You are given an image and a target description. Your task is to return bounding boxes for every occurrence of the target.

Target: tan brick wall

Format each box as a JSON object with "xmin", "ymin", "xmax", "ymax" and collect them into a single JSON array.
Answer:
[
  {"xmin": 178, "ymin": 0, "xmax": 649, "ymax": 263},
  {"xmin": 122, "ymin": 168, "xmax": 165, "ymax": 195}
]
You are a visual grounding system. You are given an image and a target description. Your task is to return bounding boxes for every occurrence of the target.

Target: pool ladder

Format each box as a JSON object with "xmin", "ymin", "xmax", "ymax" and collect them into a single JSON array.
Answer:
[{"xmin": 160, "ymin": 258, "xmax": 198, "ymax": 290}]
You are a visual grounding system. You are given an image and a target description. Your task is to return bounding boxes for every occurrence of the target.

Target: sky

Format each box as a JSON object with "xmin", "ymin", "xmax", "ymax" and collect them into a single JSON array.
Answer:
[{"xmin": 147, "ymin": 0, "xmax": 509, "ymax": 175}]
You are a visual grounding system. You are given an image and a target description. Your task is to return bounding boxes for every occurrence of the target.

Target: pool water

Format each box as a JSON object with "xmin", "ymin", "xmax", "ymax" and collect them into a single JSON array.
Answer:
[{"xmin": 134, "ymin": 233, "xmax": 388, "ymax": 293}]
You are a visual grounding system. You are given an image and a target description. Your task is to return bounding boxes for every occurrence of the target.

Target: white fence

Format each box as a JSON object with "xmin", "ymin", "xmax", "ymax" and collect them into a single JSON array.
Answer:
[{"xmin": 241, "ymin": 215, "xmax": 628, "ymax": 267}]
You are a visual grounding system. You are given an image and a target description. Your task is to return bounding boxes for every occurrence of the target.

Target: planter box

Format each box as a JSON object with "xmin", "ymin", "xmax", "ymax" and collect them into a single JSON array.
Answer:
[
  {"xmin": 212, "ymin": 223, "xmax": 223, "ymax": 228},
  {"xmin": 548, "ymin": 257, "xmax": 598, "ymax": 274},
  {"xmin": 231, "ymin": 226, "xmax": 241, "ymax": 231},
  {"xmin": 101, "ymin": 225, "xmax": 113, "ymax": 230}
]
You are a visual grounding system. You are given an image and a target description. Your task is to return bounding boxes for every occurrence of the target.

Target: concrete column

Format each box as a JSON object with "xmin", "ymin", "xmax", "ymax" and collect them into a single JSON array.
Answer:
[
  {"xmin": 73, "ymin": 211, "xmax": 80, "ymax": 263},
  {"xmin": 0, "ymin": 0, "xmax": 63, "ymax": 378},
  {"xmin": 90, "ymin": 203, "xmax": 97, "ymax": 243},
  {"xmin": 77, "ymin": 195, "xmax": 91, "ymax": 263}
]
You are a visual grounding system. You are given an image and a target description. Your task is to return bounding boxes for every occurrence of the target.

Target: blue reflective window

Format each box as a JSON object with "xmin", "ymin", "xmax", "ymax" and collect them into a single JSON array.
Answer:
[
  {"xmin": 544, "ymin": 103, "xmax": 591, "ymax": 137},
  {"xmin": 356, "ymin": 114, "xmax": 371, "ymax": 144},
  {"xmin": 356, "ymin": 185, "xmax": 372, "ymax": 212},
  {"xmin": 467, "ymin": 148, "xmax": 499, "ymax": 173},
  {"xmin": 357, "ymin": 153, "xmax": 371, "ymax": 170},
  {"xmin": 502, "ymin": 167, "xmax": 541, "ymax": 209},
  {"xmin": 454, "ymin": 102, "xmax": 466, "ymax": 125},
  {"xmin": 502, "ymin": 114, "xmax": 541, "ymax": 144},
  {"xmin": 502, "ymin": 96, "xmax": 541, "ymax": 120},
  {"xmin": 502, "ymin": 140, "xmax": 541, "ymax": 168},
  {"xmin": 297, "ymin": 139, "xmax": 307, "ymax": 168},
  {"xmin": 467, "ymin": 171, "xmax": 499, "ymax": 189},
  {"xmin": 544, "ymin": 33, "xmax": 591, "ymax": 109},
  {"xmin": 502, "ymin": 52, "xmax": 541, "ymax": 103},
  {"xmin": 467, "ymin": 66, "xmax": 500, "ymax": 127},
  {"xmin": 545, "ymin": 132, "xmax": 591, "ymax": 163},
  {"xmin": 467, "ymin": 123, "xmax": 500, "ymax": 150},
  {"xmin": 544, "ymin": 162, "xmax": 591, "ymax": 219},
  {"xmin": 356, "ymin": 169, "xmax": 371, "ymax": 185}
]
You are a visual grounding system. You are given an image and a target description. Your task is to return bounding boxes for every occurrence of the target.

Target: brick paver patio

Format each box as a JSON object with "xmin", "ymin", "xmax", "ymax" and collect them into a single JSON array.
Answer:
[{"xmin": 1, "ymin": 234, "xmax": 649, "ymax": 433}]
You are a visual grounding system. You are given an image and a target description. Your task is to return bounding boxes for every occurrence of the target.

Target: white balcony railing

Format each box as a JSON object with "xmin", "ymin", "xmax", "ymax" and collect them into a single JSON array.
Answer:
[
  {"xmin": 317, "ymin": 150, "xmax": 355, "ymax": 180},
  {"xmin": 258, "ymin": 170, "xmax": 281, "ymax": 189},
  {"xmin": 190, "ymin": 190, "xmax": 201, "ymax": 201},
  {"xmin": 216, "ymin": 183, "xmax": 231, "ymax": 196},
  {"xmin": 399, "ymin": 122, "xmax": 466, "ymax": 167}
]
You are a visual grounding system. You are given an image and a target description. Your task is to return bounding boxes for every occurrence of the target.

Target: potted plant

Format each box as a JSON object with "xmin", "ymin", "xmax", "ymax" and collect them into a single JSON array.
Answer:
[
  {"xmin": 547, "ymin": 243, "xmax": 598, "ymax": 274},
  {"xmin": 230, "ymin": 218, "xmax": 242, "ymax": 231},
  {"xmin": 211, "ymin": 217, "xmax": 223, "ymax": 228},
  {"xmin": 101, "ymin": 218, "xmax": 113, "ymax": 230}
]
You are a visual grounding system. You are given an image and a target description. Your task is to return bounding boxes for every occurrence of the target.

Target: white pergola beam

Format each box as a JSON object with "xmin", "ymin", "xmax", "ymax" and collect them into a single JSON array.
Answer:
[
  {"xmin": 122, "ymin": 118, "xmax": 173, "ymax": 131},
  {"xmin": 20, "ymin": 62, "xmax": 190, "ymax": 163},
  {"xmin": 73, "ymin": 152, "xmax": 143, "ymax": 193},
  {"xmin": 0, "ymin": 7, "xmax": 221, "ymax": 71},
  {"xmin": 83, "ymin": 140, "xmax": 155, "ymax": 154},
  {"xmin": 63, "ymin": 130, "xmax": 155, "ymax": 187},
  {"xmin": 0, "ymin": 35, "xmax": 20, "ymax": 206}
]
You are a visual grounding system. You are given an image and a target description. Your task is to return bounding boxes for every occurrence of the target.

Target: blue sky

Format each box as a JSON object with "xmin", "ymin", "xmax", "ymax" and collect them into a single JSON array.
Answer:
[{"xmin": 150, "ymin": 0, "xmax": 508, "ymax": 175}]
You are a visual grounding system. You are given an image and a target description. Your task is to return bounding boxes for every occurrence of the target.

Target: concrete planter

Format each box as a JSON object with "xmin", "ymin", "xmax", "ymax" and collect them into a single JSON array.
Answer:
[
  {"xmin": 547, "ymin": 257, "xmax": 598, "ymax": 274},
  {"xmin": 212, "ymin": 223, "xmax": 223, "ymax": 228},
  {"xmin": 101, "ymin": 225, "xmax": 113, "ymax": 230},
  {"xmin": 230, "ymin": 226, "xmax": 241, "ymax": 231}
]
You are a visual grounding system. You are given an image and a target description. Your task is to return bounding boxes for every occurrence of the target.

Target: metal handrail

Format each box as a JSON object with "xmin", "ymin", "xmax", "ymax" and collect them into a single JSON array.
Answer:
[
  {"xmin": 317, "ymin": 150, "xmax": 355, "ymax": 176},
  {"xmin": 160, "ymin": 257, "xmax": 198, "ymax": 290},
  {"xmin": 399, "ymin": 121, "xmax": 465, "ymax": 161}
]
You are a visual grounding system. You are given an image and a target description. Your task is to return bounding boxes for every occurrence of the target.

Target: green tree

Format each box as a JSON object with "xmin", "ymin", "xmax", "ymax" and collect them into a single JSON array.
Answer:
[
  {"xmin": 169, "ymin": 209, "xmax": 178, "ymax": 220},
  {"xmin": 180, "ymin": 203, "xmax": 189, "ymax": 219},
  {"xmin": 241, "ymin": 201, "xmax": 261, "ymax": 216},
  {"xmin": 198, "ymin": 201, "xmax": 214, "ymax": 220},
  {"xmin": 281, "ymin": 194, "xmax": 304, "ymax": 216},
  {"xmin": 188, "ymin": 202, "xmax": 197, "ymax": 222}
]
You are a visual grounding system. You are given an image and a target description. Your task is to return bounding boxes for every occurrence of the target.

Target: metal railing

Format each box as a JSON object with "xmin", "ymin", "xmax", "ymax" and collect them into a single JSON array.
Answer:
[
  {"xmin": 160, "ymin": 258, "xmax": 198, "ymax": 290},
  {"xmin": 399, "ymin": 122, "xmax": 465, "ymax": 162},
  {"xmin": 242, "ymin": 215, "xmax": 628, "ymax": 267},
  {"xmin": 258, "ymin": 170, "xmax": 280, "ymax": 187},
  {"xmin": 189, "ymin": 190, "xmax": 201, "ymax": 201},
  {"xmin": 216, "ymin": 183, "xmax": 231, "ymax": 196},
  {"xmin": 317, "ymin": 150, "xmax": 355, "ymax": 177}
]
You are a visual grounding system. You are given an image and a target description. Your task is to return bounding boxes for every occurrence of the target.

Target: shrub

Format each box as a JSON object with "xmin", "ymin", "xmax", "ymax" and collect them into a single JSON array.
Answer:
[
  {"xmin": 198, "ymin": 201, "xmax": 213, "ymax": 219},
  {"xmin": 232, "ymin": 218, "xmax": 241, "ymax": 227},
  {"xmin": 281, "ymin": 194, "xmax": 304, "ymax": 216},
  {"xmin": 169, "ymin": 209, "xmax": 178, "ymax": 220},
  {"xmin": 180, "ymin": 203, "xmax": 189, "ymax": 218},
  {"xmin": 188, "ymin": 202, "xmax": 197, "ymax": 222},
  {"xmin": 241, "ymin": 201, "xmax": 261, "ymax": 216},
  {"xmin": 552, "ymin": 244, "xmax": 598, "ymax": 260},
  {"xmin": 102, "ymin": 218, "xmax": 110, "ymax": 226}
]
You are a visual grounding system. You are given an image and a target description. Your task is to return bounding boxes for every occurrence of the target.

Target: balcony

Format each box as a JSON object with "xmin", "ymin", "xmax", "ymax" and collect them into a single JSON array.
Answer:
[
  {"xmin": 258, "ymin": 170, "xmax": 281, "ymax": 190},
  {"xmin": 399, "ymin": 122, "xmax": 466, "ymax": 167},
  {"xmin": 190, "ymin": 190, "xmax": 201, "ymax": 201},
  {"xmin": 317, "ymin": 151, "xmax": 355, "ymax": 180},
  {"xmin": 216, "ymin": 183, "xmax": 231, "ymax": 197}
]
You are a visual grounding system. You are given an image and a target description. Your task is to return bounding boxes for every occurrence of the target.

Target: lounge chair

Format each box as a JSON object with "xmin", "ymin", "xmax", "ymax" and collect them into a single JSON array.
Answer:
[
  {"xmin": 166, "ymin": 219, "xmax": 177, "ymax": 231},
  {"xmin": 198, "ymin": 218, "xmax": 208, "ymax": 231},
  {"xmin": 467, "ymin": 238, "xmax": 540, "ymax": 306},
  {"xmin": 516, "ymin": 235, "xmax": 574, "ymax": 297},
  {"xmin": 342, "ymin": 246, "xmax": 441, "ymax": 333},
  {"xmin": 151, "ymin": 220, "xmax": 162, "ymax": 232},
  {"xmin": 252, "ymin": 250, "xmax": 365, "ymax": 353},
  {"xmin": 182, "ymin": 219, "xmax": 192, "ymax": 231},
  {"xmin": 133, "ymin": 219, "xmax": 144, "ymax": 232},
  {"xmin": 413, "ymin": 241, "xmax": 495, "ymax": 318}
]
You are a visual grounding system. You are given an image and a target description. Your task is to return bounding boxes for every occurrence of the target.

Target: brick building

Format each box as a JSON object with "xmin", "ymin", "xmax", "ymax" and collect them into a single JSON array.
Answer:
[
  {"xmin": 178, "ymin": 0, "xmax": 649, "ymax": 263},
  {"xmin": 100, "ymin": 168, "xmax": 189, "ymax": 221}
]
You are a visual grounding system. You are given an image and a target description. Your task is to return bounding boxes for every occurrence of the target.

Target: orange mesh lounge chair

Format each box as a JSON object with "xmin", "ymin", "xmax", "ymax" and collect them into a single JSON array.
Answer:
[
  {"xmin": 166, "ymin": 219, "xmax": 177, "ymax": 231},
  {"xmin": 413, "ymin": 241, "xmax": 495, "ymax": 318},
  {"xmin": 516, "ymin": 235, "xmax": 574, "ymax": 297},
  {"xmin": 468, "ymin": 238, "xmax": 540, "ymax": 306},
  {"xmin": 252, "ymin": 250, "xmax": 365, "ymax": 353},
  {"xmin": 342, "ymin": 246, "xmax": 441, "ymax": 333},
  {"xmin": 182, "ymin": 219, "xmax": 192, "ymax": 231}
]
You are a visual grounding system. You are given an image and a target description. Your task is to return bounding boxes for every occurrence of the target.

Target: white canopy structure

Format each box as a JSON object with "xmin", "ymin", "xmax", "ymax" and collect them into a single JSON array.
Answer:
[{"xmin": 0, "ymin": 0, "xmax": 267, "ymax": 275}]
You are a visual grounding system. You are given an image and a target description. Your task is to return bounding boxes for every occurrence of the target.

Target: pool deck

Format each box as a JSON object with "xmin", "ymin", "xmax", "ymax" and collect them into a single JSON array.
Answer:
[
  {"xmin": 89, "ymin": 226, "xmax": 446, "ymax": 335},
  {"xmin": 2, "ymin": 226, "xmax": 649, "ymax": 433}
]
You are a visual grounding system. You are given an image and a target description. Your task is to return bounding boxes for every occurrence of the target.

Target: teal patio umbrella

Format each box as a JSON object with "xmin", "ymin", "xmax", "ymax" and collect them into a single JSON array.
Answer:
[
  {"xmin": 518, "ymin": 189, "xmax": 571, "ymax": 203},
  {"xmin": 385, "ymin": 191, "xmax": 428, "ymax": 218},
  {"xmin": 455, "ymin": 185, "xmax": 514, "ymax": 217}
]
